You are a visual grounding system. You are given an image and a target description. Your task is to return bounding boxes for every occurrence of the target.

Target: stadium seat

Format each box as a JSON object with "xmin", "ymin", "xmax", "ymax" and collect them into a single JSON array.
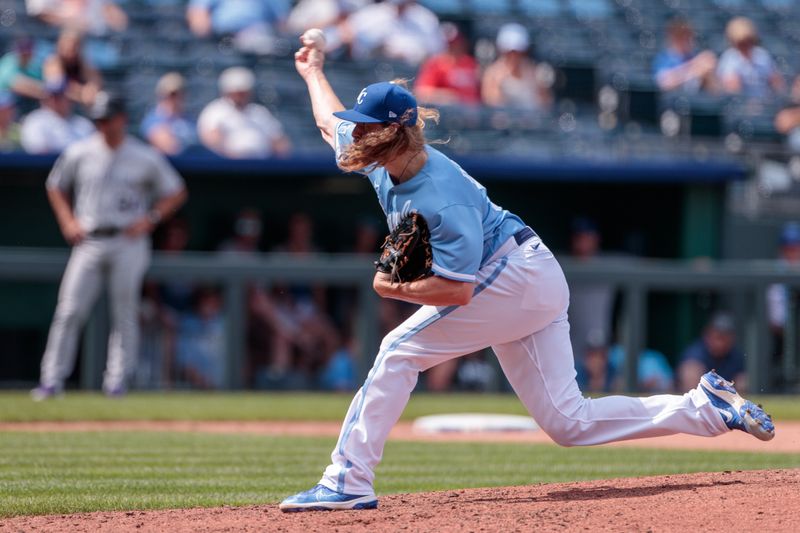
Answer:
[
  {"xmin": 517, "ymin": 0, "xmax": 562, "ymax": 18},
  {"xmin": 468, "ymin": 0, "xmax": 512, "ymax": 15},
  {"xmin": 568, "ymin": 0, "xmax": 614, "ymax": 21},
  {"xmin": 419, "ymin": 0, "xmax": 465, "ymax": 16}
]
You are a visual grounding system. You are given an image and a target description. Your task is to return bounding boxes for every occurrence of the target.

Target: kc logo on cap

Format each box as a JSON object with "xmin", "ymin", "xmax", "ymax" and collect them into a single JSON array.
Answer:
[{"xmin": 334, "ymin": 82, "xmax": 418, "ymax": 126}]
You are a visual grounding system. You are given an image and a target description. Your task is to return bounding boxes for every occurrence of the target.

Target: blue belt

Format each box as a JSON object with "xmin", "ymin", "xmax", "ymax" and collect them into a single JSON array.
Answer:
[{"xmin": 513, "ymin": 226, "xmax": 536, "ymax": 245}]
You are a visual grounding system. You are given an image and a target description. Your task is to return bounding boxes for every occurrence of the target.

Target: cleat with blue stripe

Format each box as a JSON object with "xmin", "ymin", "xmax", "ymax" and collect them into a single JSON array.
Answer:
[
  {"xmin": 699, "ymin": 370, "xmax": 775, "ymax": 441},
  {"xmin": 279, "ymin": 484, "xmax": 378, "ymax": 512}
]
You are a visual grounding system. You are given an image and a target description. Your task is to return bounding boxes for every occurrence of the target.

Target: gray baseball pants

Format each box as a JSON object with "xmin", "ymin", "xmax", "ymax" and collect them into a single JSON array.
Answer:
[{"xmin": 40, "ymin": 235, "xmax": 150, "ymax": 391}]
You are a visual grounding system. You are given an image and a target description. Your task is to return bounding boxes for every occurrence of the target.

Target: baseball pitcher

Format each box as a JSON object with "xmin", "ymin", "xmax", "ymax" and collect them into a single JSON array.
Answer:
[{"xmin": 281, "ymin": 35, "xmax": 776, "ymax": 511}]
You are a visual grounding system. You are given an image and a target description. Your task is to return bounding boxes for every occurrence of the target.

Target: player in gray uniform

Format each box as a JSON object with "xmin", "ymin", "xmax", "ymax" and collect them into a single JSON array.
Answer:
[{"xmin": 31, "ymin": 93, "xmax": 188, "ymax": 400}]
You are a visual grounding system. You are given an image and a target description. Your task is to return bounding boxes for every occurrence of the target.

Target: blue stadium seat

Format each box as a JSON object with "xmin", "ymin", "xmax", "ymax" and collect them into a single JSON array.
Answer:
[
  {"xmin": 468, "ymin": 0, "xmax": 512, "ymax": 15},
  {"xmin": 761, "ymin": 0, "xmax": 795, "ymax": 13},
  {"xmin": 568, "ymin": 0, "xmax": 614, "ymax": 20},
  {"xmin": 517, "ymin": 0, "xmax": 562, "ymax": 18},
  {"xmin": 418, "ymin": 0, "xmax": 464, "ymax": 15}
]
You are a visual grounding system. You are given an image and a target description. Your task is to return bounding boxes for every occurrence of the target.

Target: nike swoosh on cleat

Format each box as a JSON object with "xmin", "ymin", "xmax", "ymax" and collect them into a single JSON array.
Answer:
[{"xmin": 719, "ymin": 409, "xmax": 733, "ymax": 424}]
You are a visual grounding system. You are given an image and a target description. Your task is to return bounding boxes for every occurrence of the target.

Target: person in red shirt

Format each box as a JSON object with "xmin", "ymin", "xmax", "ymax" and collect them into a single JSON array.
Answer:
[{"xmin": 414, "ymin": 22, "xmax": 480, "ymax": 106}]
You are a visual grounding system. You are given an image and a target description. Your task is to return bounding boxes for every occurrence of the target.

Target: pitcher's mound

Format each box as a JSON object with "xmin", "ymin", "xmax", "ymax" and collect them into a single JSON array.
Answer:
[{"xmin": 3, "ymin": 469, "xmax": 798, "ymax": 532}]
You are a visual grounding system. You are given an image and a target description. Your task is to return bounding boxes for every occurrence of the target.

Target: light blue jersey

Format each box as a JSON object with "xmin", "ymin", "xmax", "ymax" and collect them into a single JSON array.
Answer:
[{"xmin": 335, "ymin": 120, "xmax": 526, "ymax": 283}]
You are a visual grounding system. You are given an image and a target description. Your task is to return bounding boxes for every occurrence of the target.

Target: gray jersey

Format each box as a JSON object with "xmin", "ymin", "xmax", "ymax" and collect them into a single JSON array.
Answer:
[{"xmin": 46, "ymin": 133, "xmax": 184, "ymax": 231}]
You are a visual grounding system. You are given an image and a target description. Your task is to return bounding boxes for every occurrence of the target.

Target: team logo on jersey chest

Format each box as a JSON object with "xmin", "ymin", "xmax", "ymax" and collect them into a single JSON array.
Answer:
[{"xmin": 387, "ymin": 200, "xmax": 416, "ymax": 231}]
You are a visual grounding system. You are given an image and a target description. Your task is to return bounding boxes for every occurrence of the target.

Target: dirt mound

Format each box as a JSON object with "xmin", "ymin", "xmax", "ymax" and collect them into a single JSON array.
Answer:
[{"xmin": 3, "ymin": 469, "xmax": 798, "ymax": 532}]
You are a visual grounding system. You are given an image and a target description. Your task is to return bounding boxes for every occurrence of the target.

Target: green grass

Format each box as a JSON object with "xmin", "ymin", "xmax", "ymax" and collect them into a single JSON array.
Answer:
[
  {"xmin": 2, "ymin": 392, "xmax": 800, "ymax": 422},
  {"xmin": 1, "ymin": 431, "xmax": 798, "ymax": 517}
]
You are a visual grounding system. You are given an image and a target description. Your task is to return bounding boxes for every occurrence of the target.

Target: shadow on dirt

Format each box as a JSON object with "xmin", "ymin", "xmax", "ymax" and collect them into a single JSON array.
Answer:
[{"xmin": 463, "ymin": 479, "xmax": 745, "ymax": 504}]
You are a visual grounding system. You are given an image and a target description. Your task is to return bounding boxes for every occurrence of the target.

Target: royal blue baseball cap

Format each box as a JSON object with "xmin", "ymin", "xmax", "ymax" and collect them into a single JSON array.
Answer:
[{"xmin": 333, "ymin": 82, "xmax": 418, "ymax": 126}]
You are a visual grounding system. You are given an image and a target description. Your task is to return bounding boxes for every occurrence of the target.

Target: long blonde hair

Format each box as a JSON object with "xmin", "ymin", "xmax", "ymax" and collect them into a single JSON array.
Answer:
[{"xmin": 338, "ymin": 80, "xmax": 441, "ymax": 173}]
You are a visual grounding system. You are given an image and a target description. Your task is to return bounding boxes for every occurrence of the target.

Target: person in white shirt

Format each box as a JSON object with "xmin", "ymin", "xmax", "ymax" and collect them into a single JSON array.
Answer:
[
  {"xmin": 717, "ymin": 17, "xmax": 785, "ymax": 98},
  {"xmin": 481, "ymin": 23, "xmax": 553, "ymax": 110},
  {"xmin": 26, "ymin": 0, "xmax": 128, "ymax": 37},
  {"xmin": 20, "ymin": 80, "xmax": 94, "ymax": 154},
  {"xmin": 197, "ymin": 66, "xmax": 291, "ymax": 159},
  {"xmin": 331, "ymin": 0, "xmax": 443, "ymax": 65}
]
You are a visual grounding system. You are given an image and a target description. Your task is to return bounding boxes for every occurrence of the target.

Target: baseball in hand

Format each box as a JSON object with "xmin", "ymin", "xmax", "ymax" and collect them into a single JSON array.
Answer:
[{"xmin": 302, "ymin": 28, "xmax": 326, "ymax": 50}]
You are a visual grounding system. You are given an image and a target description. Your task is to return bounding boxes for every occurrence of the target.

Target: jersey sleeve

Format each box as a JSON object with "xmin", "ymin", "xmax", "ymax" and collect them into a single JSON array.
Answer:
[
  {"xmin": 45, "ymin": 145, "xmax": 79, "ymax": 191},
  {"xmin": 333, "ymin": 119, "xmax": 370, "ymax": 175},
  {"xmin": 140, "ymin": 110, "xmax": 161, "ymax": 138},
  {"xmin": 427, "ymin": 204, "xmax": 483, "ymax": 283},
  {"xmin": 20, "ymin": 114, "xmax": 48, "ymax": 154},
  {"xmin": 197, "ymin": 102, "xmax": 223, "ymax": 138},
  {"xmin": 149, "ymin": 150, "xmax": 185, "ymax": 197},
  {"xmin": 679, "ymin": 341, "xmax": 705, "ymax": 365},
  {"xmin": 716, "ymin": 50, "xmax": 737, "ymax": 78},
  {"xmin": 414, "ymin": 57, "xmax": 441, "ymax": 91},
  {"xmin": 255, "ymin": 105, "xmax": 285, "ymax": 141},
  {"xmin": 333, "ymin": 119, "xmax": 353, "ymax": 160}
]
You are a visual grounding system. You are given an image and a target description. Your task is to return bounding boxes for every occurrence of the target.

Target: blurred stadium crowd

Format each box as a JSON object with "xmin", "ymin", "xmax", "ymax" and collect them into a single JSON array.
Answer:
[
  {"xmin": 4, "ymin": 0, "xmax": 800, "ymax": 158},
  {"xmin": 3, "ymin": 0, "xmax": 800, "ymax": 394}
]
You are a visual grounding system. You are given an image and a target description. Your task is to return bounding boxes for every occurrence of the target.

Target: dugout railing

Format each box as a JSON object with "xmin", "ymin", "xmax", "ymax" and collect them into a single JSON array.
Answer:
[{"xmin": 1, "ymin": 247, "xmax": 799, "ymax": 393}]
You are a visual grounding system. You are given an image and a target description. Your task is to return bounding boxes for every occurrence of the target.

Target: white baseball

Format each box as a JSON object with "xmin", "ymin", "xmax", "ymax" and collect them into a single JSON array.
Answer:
[{"xmin": 302, "ymin": 28, "xmax": 326, "ymax": 50}]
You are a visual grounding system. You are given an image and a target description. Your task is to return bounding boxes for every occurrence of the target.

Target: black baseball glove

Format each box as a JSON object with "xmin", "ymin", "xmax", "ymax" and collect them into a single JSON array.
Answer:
[{"xmin": 375, "ymin": 212, "xmax": 433, "ymax": 283}]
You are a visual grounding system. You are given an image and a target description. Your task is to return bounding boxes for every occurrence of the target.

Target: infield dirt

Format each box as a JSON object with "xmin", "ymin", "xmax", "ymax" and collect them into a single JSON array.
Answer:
[
  {"xmin": 2, "ymin": 421, "xmax": 799, "ymax": 531},
  {"xmin": 2, "ymin": 469, "xmax": 798, "ymax": 532}
]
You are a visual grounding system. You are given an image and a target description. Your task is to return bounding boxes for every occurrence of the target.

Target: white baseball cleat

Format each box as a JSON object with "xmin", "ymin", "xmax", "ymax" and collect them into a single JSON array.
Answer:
[{"xmin": 699, "ymin": 370, "xmax": 775, "ymax": 441}]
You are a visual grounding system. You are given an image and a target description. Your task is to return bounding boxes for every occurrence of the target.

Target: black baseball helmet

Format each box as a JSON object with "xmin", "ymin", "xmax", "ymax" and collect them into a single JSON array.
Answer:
[{"xmin": 88, "ymin": 91, "xmax": 127, "ymax": 121}]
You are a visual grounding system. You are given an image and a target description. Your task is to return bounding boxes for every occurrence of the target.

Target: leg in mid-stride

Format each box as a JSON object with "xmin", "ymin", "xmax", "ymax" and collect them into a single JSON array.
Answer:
[{"xmin": 279, "ymin": 242, "xmax": 775, "ymax": 512}]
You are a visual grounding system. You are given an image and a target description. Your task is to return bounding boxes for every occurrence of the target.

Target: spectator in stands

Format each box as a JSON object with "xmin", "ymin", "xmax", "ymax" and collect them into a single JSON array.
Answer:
[
  {"xmin": 455, "ymin": 353, "xmax": 496, "ymax": 392},
  {"xmin": 187, "ymin": 0, "xmax": 290, "ymax": 56},
  {"xmin": 652, "ymin": 18, "xmax": 718, "ymax": 93},
  {"xmin": 175, "ymin": 286, "xmax": 226, "ymax": 389},
  {"xmin": 0, "ymin": 91, "xmax": 21, "ymax": 152},
  {"xmin": 678, "ymin": 311, "xmax": 746, "ymax": 393},
  {"xmin": 137, "ymin": 217, "xmax": 195, "ymax": 390},
  {"xmin": 567, "ymin": 217, "xmax": 615, "ymax": 366},
  {"xmin": 717, "ymin": 17, "xmax": 785, "ymax": 98},
  {"xmin": 197, "ymin": 66, "xmax": 291, "ymax": 159},
  {"xmin": 577, "ymin": 331, "xmax": 615, "ymax": 393},
  {"xmin": 481, "ymin": 23, "xmax": 553, "ymax": 111},
  {"xmin": 577, "ymin": 331, "xmax": 674, "ymax": 393},
  {"xmin": 319, "ymin": 337, "xmax": 357, "ymax": 391},
  {"xmin": 27, "ymin": 0, "xmax": 128, "ymax": 35},
  {"xmin": 141, "ymin": 72, "xmax": 197, "ymax": 156},
  {"xmin": 217, "ymin": 208, "xmax": 307, "ymax": 388},
  {"xmin": 286, "ymin": 0, "xmax": 369, "ymax": 36},
  {"xmin": 774, "ymin": 79, "xmax": 800, "ymax": 149},
  {"xmin": 0, "ymin": 36, "xmax": 45, "ymax": 104},
  {"xmin": 766, "ymin": 222, "xmax": 800, "ymax": 383},
  {"xmin": 20, "ymin": 80, "xmax": 94, "ymax": 154},
  {"xmin": 332, "ymin": 0, "xmax": 443, "ymax": 65},
  {"xmin": 27, "ymin": 0, "xmax": 128, "ymax": 68},
  {"xmin": 43, "ymin": 29, "xmax": 103, "ymax": 107},
  {"xmin": 414, "ymin": 23, "xmax": 480, "ymax": 106},
  {"xmin": 271, "ymin": 212, "xmax": 340, "ymax": 384}
]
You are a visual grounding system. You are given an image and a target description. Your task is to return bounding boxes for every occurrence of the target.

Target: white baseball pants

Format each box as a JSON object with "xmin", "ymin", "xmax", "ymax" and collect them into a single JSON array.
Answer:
[
  {"xmin": 320, "ymin": 236, "xmax": 729, "ymax": 496},
  {"xmin": 40, "ymin": 235, "xmax": 150, "ymax": 391}
]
